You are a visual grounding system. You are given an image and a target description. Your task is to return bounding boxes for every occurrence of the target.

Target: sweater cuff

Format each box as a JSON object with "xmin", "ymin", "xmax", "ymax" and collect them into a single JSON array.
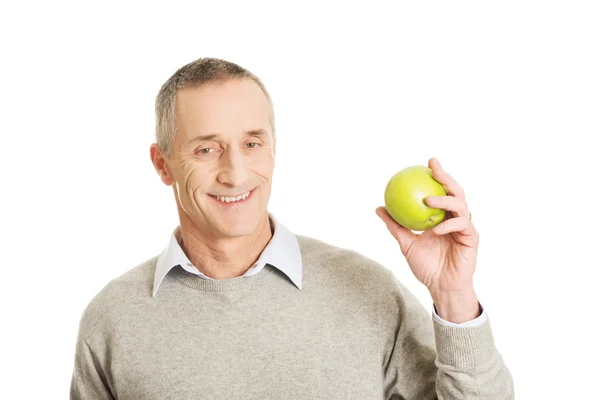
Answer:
[
  {"xmin": 432, "ymin": 312, "xmax": 496, "ymax": 368},
  {"xmin": 433, "ymin": 302, "xmax": 487, "ymax": 328}
]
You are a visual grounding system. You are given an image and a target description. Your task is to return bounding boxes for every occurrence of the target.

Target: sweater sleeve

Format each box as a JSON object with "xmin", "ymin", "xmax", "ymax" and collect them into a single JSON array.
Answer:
[
  {"xmin": 381, "ymin": 273, "xmax": 515, "ymax": 399},
  {"xmin": 70, "ymin": 335, "xmax": 117, "ymax": 400}
]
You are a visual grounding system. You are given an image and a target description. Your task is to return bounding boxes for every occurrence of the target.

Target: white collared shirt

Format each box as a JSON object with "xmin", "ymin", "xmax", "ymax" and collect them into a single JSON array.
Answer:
[{"xmin": 153, "ymin": 212, "xmax": 303, "ymax": 297}]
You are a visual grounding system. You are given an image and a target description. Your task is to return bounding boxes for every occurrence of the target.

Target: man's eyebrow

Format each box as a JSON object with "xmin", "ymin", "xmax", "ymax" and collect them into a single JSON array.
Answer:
[{"xmin": 187, "ymin": 129, "xmax": 269, "ymax": 145}]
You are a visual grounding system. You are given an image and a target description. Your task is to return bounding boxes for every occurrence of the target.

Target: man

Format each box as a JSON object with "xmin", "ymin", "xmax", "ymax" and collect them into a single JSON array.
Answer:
[{"xmin": 70, "ymin": 57, "xmax": 514, "ymax": 399}]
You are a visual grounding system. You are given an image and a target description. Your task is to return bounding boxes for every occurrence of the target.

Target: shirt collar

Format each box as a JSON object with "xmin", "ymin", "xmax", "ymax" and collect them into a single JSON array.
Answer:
[{"xmin": 152, "ymin": 212, "xmax": 302, "ymax": 296}]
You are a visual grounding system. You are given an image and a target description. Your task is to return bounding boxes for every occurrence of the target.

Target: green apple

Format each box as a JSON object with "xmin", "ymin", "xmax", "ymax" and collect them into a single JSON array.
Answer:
[{"xmin": 384, "ymin": 165, "xmax": 447, "ymax": 231}]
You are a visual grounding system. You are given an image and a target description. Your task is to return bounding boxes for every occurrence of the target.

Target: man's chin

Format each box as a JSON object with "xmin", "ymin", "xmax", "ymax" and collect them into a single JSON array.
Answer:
[{"xmin": 206, "ymin": 212, "xmax": 258, "ymax": 233}]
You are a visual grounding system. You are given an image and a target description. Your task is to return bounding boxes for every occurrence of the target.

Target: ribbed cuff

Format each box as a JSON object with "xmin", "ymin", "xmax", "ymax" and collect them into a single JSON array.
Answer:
[{"xmin": 432, "ymin": 314, "xmax": 496, "ymax": 368}]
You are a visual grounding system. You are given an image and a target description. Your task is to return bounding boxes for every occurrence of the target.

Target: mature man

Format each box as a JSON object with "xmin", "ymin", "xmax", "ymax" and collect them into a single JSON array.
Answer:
[{"xmin": 70, "ymin": 57, "xmax": 514, "ymax": 399}]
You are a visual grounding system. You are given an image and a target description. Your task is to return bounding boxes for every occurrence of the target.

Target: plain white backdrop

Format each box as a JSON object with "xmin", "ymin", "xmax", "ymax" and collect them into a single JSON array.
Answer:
[{"xmin": 1, "ymin": 1, "xmax": 598, "ymax": 398}]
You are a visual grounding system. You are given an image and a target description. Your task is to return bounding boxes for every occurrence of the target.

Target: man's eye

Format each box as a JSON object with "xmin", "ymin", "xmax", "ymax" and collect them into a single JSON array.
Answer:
[{"xmin": 197, "ymin": 143, "xmax": 260, "ymax": 155}]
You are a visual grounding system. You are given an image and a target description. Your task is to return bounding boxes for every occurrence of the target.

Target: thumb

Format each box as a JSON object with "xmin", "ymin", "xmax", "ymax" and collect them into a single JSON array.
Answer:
[{"xmin": 375, "ymin": 206, "xmax": 417, "ymax": 256}]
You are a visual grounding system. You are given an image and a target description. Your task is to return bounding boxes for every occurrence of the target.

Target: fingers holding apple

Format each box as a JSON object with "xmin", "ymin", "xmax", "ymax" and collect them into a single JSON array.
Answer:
[
  {"xmin": 428, "ymin": 158, "xmax": 465, "ymax": 201},
  {"xmin": 378, "ymin": 158, "xmax": 477, "ymax": 239},
  {"xmin": 428, "ymin": 210, "xmax": 472, "ymax": 236},
  {"xmin": 424, "ymin": 195, "xmax": 470, "ymax": 221}
]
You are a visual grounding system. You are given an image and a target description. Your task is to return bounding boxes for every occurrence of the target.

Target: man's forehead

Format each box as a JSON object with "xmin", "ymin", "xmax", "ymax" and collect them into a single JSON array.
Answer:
[{"xmin": 173, "ymin": 81, "xmax": 273, "ymax": 146}]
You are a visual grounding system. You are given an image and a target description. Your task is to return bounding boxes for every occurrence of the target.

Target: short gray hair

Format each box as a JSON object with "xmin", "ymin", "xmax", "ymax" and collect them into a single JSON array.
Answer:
[{"xmin": 155, "ymin": 57, "xmax": 275, "ymax": 159}]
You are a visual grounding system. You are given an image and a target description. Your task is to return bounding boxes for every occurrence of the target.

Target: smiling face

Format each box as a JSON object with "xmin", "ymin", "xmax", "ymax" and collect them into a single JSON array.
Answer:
[{"xmin": 153, "ymin": 78, "xmax": 276, "ymax": 240}]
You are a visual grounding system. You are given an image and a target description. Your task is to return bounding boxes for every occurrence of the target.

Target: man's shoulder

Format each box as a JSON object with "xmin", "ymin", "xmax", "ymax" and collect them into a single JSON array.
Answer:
[
  {"xmin": 295, "ymin": 233, "xmax": 429, "ymax": 326},
  {"xmin": 93, "ymin": 254, "xmax": 158, "ymax": 299},
  {"xmin": 294, "ymin": 233, "xmax": 399, "ymax": 292},
  {"xmin": 75, "ymin": 255, "xmax": 159, "ymax": 340}
]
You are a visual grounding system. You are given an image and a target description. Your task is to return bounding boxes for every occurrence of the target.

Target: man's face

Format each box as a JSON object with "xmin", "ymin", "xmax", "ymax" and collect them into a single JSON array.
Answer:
[{"xmin": 160, "ymin": 79, "xmax": 276, "ymax": 239}]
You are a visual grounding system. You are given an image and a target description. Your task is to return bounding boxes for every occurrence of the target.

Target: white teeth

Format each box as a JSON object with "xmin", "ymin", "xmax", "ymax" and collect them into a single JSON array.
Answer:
[{"xmin": 213, "ymin": 191, "xmax": 250, "ymax": 203}]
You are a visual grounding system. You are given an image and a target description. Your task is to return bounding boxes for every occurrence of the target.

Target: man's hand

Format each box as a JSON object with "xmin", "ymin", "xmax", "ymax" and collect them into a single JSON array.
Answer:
[{"xmin": 376, "ymin": 158, "xmax": 481, "ymax": 324}]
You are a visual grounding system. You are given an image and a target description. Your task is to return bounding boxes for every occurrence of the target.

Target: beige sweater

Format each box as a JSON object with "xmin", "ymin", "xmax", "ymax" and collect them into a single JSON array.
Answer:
[{"xmin": 70, "ymin": 234, "xmax": 514, "ymax": 399}]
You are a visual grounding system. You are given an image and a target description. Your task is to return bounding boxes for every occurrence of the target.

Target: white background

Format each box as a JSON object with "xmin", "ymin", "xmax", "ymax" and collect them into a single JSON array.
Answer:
[{"xmin": 1, "ymin": 1, "xmax": 598, "ymax": 398}]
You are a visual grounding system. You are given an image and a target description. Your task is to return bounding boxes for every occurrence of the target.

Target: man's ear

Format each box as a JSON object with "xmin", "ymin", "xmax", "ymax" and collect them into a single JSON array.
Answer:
[{"xmin": 150, "ymin": 143, "xmax": 175, "ymax": 186}]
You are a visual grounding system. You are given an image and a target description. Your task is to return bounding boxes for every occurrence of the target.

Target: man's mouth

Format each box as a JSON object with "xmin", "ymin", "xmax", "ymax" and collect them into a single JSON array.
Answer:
[{"xmin": 208, "ymin": 187, "xmax": 256, "ymax": 204}]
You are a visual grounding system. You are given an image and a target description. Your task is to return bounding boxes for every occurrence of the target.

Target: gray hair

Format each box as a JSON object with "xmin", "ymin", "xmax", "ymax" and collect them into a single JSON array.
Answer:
[{"xmin": 155, "ymin": 57, "xmax": 275, "ymax": 159}]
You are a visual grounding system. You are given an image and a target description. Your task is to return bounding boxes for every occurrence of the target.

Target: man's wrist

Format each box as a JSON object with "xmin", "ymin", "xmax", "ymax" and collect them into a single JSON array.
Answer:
[{"xmin": 430, "ymin": 289, "xmax": 480, "ymax": 324}]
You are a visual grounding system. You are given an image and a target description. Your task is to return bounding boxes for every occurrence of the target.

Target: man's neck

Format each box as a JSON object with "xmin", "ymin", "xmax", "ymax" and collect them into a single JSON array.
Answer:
[{"xmin": 177, "ymin": 214, "xmax": 273, "ymax": 279}]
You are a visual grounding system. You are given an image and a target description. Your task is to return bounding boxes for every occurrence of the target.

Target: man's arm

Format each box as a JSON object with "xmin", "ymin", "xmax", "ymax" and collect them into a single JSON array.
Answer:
[
  {"xmin": 70, "ymin": 334, "xmax": 116, "ymax": 400},
  {"xmin": 382, "ymin": 272, "xmax": 514, "ymax": 400}
]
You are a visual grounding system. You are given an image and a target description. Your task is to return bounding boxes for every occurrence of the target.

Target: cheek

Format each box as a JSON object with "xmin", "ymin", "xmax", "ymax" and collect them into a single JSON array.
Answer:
[
  {"xmin": 181, "ymin": 168, "xmax": 210, "ymax": 200},
  {"xmin": 255, "ymin": 165, "xmax": 274, "ymax": 182}
]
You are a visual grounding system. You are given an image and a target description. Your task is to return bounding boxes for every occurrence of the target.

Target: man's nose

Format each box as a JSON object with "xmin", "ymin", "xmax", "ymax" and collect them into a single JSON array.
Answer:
[{"xmin": 216, "ymin": 150, "xmax": 249, "ymax": 187}]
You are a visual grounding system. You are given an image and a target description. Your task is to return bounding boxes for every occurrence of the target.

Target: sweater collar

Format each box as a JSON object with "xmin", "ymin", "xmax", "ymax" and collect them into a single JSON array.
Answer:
[{"xmin": 152, "ymin": 212, "xmax": 302, "ymax": 296}]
